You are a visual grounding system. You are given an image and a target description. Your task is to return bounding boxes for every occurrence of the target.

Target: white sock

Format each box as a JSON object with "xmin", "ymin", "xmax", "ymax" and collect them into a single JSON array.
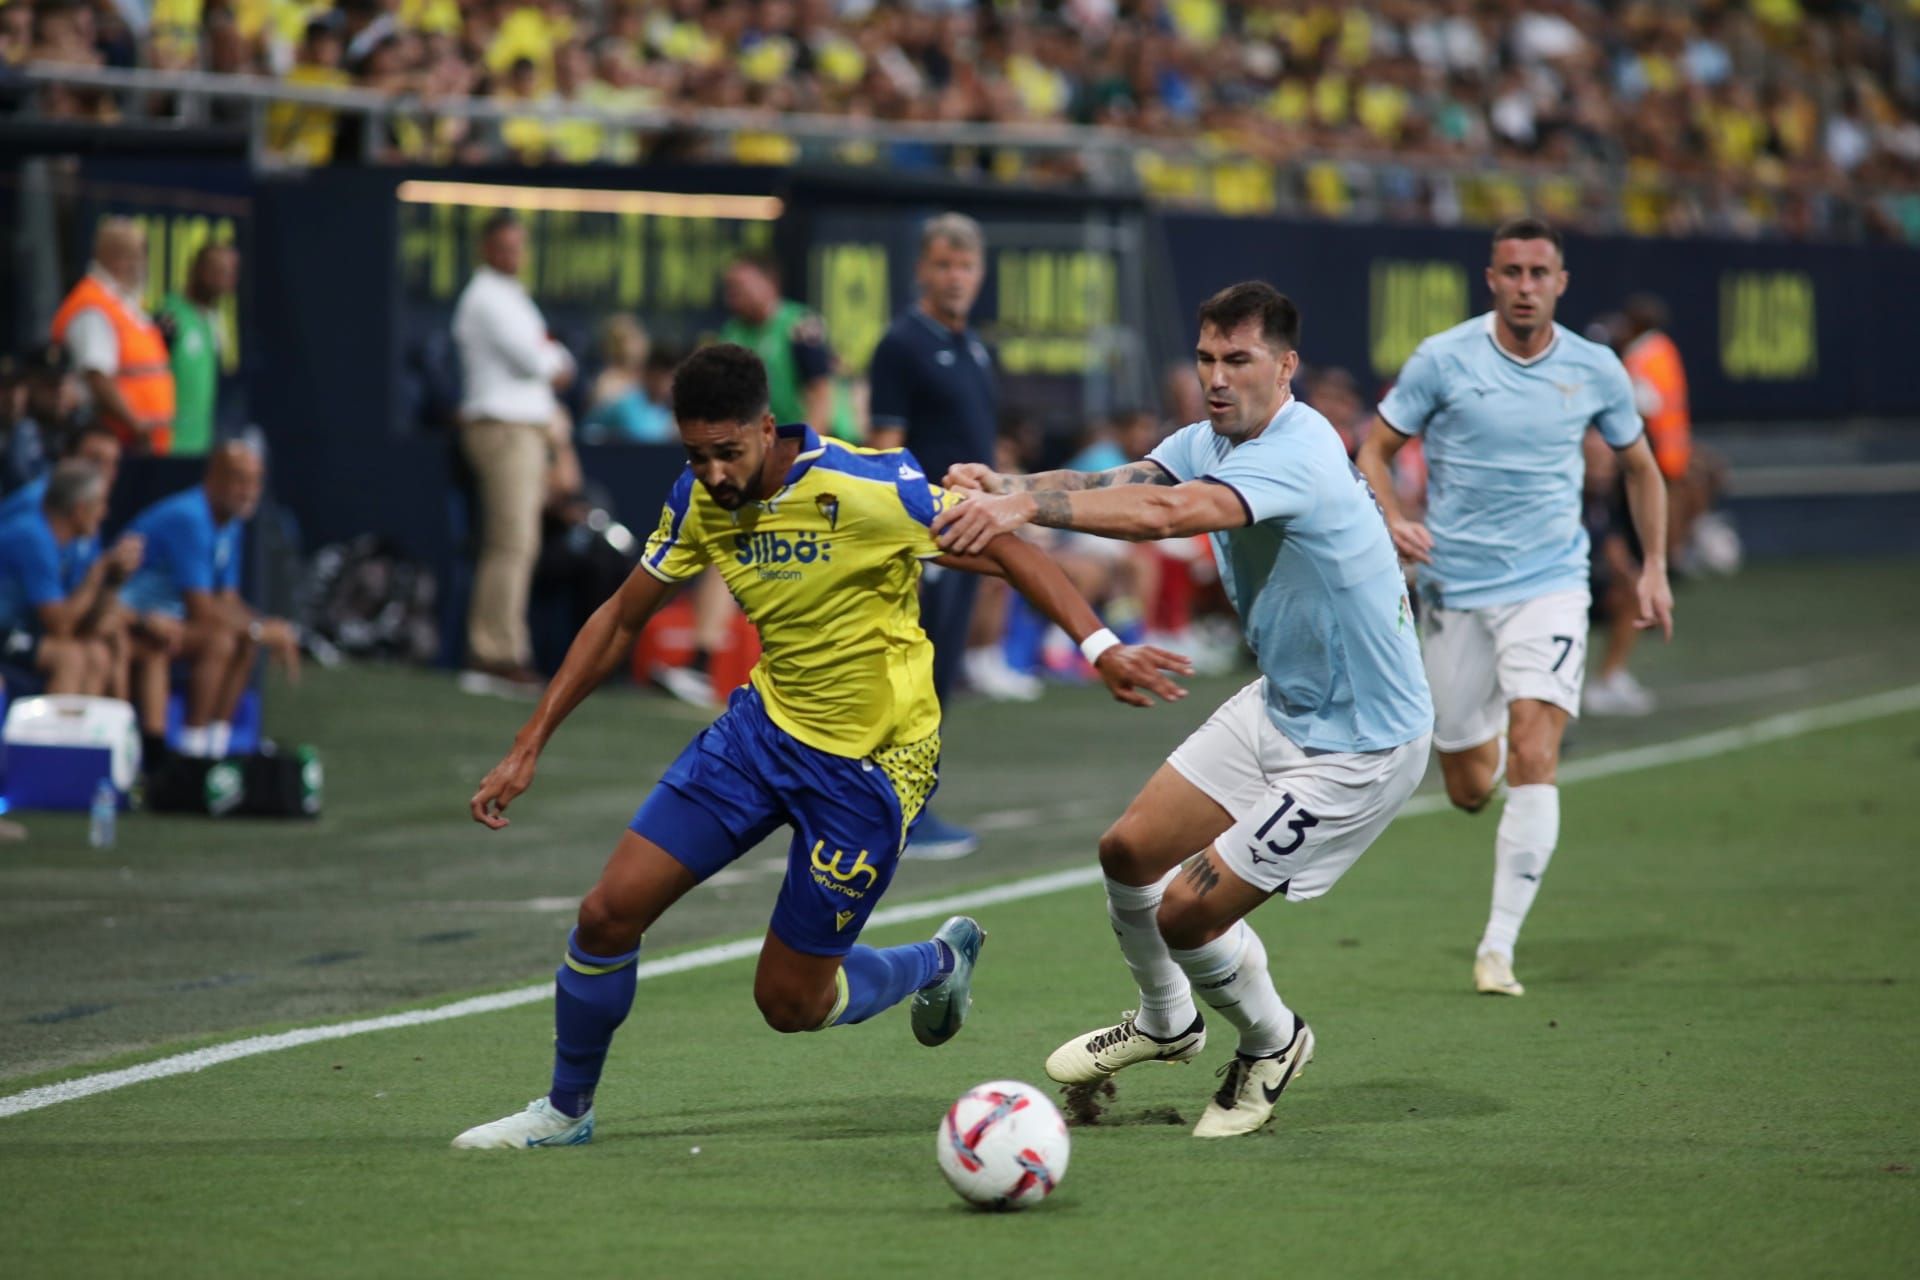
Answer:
[
  {"xmin": 1492, "ymin": 737, "xmax": 1508, "ymax": 789},
  {"xmin": 1169, "ymin": 920, "xmax": 1295, "ymax": 1057},
  {"xmin": 180, "ymin": 725, "xmax": 212, "ymax": 758},
  {"xmin": 1103, "ymin": 870, "xmax": 1196, "ymax": 1039},
  {"xmin": 1480, "ymin": 784, "xmax": 1560, "ymax": 960},
  {"xmin": 209, "ymin": 721, "xmax": 232, "ymax": 757}
]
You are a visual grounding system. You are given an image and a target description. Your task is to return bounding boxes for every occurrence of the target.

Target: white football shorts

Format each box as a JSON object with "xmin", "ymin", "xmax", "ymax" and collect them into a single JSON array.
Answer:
[
  {"xmin": 1167, "ymin": 679, "xmax": 1431, "ymax": 901},
  {"xmin": 1419, "ymin": 587, "xmax": 1590, "ymax": 752}
]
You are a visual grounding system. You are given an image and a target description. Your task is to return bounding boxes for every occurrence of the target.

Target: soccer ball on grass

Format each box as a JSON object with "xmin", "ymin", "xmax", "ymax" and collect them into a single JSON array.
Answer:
[{"xmin": 936, "ymin": 1080, "xmax": 1070, "ymax": 1211}]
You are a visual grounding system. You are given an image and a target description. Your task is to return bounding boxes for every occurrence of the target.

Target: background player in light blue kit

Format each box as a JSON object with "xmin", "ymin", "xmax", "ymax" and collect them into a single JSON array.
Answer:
[
  {"xmin": 1357, "ymin": 217, "xmax": 1675, "ymax": 999},
  {"xmin": 936, "ymin": 283, "xmax": 1432, "ymax": 1139}
]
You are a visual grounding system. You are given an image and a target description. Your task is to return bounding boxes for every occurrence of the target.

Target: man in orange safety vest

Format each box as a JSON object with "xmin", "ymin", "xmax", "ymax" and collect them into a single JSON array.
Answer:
[{"xmin": 50, "ymin": 217, "xmax": 177, "ymax": 455}]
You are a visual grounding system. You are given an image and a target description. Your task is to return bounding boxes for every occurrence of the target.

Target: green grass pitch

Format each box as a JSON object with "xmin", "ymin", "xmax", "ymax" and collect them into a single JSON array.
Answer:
[{"xmin": 0, "ymin": 559, "xmax": 1916, "ymax": 1277}]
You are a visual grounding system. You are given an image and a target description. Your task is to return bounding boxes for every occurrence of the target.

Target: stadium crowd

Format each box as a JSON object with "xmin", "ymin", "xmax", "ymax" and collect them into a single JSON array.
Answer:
[{"xmin": 6, "ymin": 0, "xmax": 1920, "ymax": 238}]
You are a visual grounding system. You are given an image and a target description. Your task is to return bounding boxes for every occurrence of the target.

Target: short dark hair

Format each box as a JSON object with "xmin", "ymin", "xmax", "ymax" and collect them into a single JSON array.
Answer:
[
  {"xmin": 1624, "ymin": 292, "xmax": 1669, "ymax": 332},
  {"xmin": 672, "ymin": 344, "xmax": 769, "ymax": 425},
  {"xmin": 727, "ymin": 251, "xmax": 780, "ymax": 285},
  {"xmin": 59, "ymin": 423, "xmax": 119, "ymax": 457},
  {"xmin": 1196, "ymin": 282, "xmax": 1301, "ymax": 352},
  {"xmin": 481, "ymin": 210, "xmax": 521, "ymax": 241},
  {"xmin": 1492, "ymin": 216, "xmax": 1563, "ymax": 256}
]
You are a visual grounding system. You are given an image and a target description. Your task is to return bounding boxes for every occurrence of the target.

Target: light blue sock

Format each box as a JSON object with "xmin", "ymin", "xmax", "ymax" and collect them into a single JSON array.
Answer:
[
  {"xmin": 549, "ymin": 930, "xmax": 639, "ymax": 1117},
  {"xmin": 830, "ymin": 941, "xmax": 947, "ymax": 1026}
]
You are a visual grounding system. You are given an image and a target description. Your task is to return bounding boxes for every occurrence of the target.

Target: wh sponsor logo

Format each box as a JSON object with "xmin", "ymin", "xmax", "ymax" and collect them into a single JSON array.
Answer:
[{"xmin": 810, "ymin": 841, "xmax": 878, "ymax": 900}]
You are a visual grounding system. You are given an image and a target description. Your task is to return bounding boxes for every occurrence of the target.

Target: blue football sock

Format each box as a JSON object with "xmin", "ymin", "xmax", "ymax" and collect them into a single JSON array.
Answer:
[
  {"xmin": 549, "ymin": 929, "xmax": 639, "ymax": 1118},
  {"xmin": 831, "ymin": 941, "xmax": 945, "ymax": 1026}
]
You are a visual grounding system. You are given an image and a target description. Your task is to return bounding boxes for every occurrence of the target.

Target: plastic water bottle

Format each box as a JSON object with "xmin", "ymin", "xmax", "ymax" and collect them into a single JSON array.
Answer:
[{"xmin": 89, "ymin": 778, "xmax": 117, "ymax": 850}]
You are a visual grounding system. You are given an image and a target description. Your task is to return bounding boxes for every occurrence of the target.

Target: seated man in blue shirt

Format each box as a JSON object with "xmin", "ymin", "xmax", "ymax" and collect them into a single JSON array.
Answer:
[
  {"xmin": 121, "ymin": 441, "xmax": 300, "ymax": 758},
  {"xmin": 0, "ymin": 459, "xmax": 143, "ymax": 697},
  {"xmin": 2, "ymin": 423, "xmax": 185, "ymax": 752}
]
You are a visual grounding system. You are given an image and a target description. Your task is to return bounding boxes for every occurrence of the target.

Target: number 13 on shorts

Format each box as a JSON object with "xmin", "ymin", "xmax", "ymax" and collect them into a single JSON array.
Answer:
[{"xmin": 1250, "ymin": 793, "xmax": 1319, "ymax": 864}]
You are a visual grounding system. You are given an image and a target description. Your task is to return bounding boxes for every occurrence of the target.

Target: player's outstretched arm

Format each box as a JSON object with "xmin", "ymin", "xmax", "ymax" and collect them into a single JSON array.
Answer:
[
  {"xmin": 1355, "ymin": 418, "xmax": 1432, "ymax": 565},
  {"xmin": 1615, "ymin": 435, "xmax": 1674, "ymax": 640},
  {"xmin": 939, "ymin": 535, "xmax": 1191, "ymax": 708},
  {"xmin": 932, "ymin": 478, "xmax": 1244, "ymax": 555},
  {"xmin": 943, "ymin": 459, "xmax": 1172, "ymax": 496},
  {"xmin": 469, "ymin": 563, "xmax": 675, "ymax": 829}
]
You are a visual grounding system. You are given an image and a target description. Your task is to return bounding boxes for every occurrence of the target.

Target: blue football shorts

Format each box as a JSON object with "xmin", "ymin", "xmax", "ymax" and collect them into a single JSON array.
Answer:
[{"xmin": 630, "ymin": 685, "xmax": 940, "ymax": 956}]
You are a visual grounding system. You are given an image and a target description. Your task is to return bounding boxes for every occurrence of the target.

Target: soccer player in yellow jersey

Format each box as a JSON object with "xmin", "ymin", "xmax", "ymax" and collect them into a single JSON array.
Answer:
[{"xmin": 453, "ymin": 345, "xmax": 1190, "ymax": 1148}]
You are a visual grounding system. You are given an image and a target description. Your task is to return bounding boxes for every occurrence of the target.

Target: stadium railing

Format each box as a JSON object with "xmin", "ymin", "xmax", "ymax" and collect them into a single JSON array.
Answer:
[{"xmin": 14, "ymin": 62, "xmax": 1910, "ymax": 241}]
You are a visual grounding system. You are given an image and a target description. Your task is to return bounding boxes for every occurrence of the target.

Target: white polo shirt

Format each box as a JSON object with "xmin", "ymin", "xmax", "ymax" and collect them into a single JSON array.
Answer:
[{"xmin": 452, "ymin": 266, "xmax": 573, "ymax": 425}]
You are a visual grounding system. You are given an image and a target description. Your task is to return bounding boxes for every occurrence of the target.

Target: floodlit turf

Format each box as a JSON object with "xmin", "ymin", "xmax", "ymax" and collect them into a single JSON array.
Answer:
[
  {"xmin": 3, "ymin": 707, "xmax": 1916, "ymax": 1277},
  {"xmin": 5, "ymin": 557, "xmax": 1920, "ymax": 1084}
]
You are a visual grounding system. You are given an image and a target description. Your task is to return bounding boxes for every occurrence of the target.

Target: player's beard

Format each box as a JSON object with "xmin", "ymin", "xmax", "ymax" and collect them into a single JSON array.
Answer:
[
  {"xmin": 1502, "ymin": 299, "xmax": 1550, "ymax": 341},
  {"xmin": 714, "ymin": 447, "xmax": 776, "ymax": 508}
]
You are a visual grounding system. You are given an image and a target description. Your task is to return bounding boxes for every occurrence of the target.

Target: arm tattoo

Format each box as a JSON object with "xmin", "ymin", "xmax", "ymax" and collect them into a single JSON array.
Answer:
[
  {"xmin": 1088, "ymin": 462, "xmax": 1175, "ymax": 489},
  {"xmin": 1032, "ymin": 491, "xmax": 1074, "ymax": 528},
  {"xmin": 1003, "ymin": 462, "xmax": 1170, "ymax": 493},
  {"xmin": 1181, "ymin": 852, "xmax": 1221, "ymax": 897}
]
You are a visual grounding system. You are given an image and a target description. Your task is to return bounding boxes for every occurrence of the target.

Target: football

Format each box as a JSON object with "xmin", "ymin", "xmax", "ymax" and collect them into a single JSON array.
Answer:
[{"xmin": 936, "ymin": 1080, "xmax": 1071, "ymax": 1211}]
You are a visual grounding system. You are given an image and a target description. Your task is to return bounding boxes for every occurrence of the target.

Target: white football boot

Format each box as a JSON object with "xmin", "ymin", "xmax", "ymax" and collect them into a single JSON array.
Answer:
[
  {"xmin": 451, "ymin": 1097, "xmax": 595, "ymax": 1150},
  {"xmin": 1191, "ymin": 1019, "xmax": 1315, "ymax": 1139},
  {"xmin": 1474, "ymin": 951, "xmax": 1525, "ymax": 996},
  {"xmin": 1045, "ymin": 1010, "xmax": 1207, "ymax": 1085}
]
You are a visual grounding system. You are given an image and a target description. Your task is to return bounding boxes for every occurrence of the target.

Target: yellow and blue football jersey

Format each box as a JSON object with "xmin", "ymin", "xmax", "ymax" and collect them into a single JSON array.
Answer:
[{"xmin": 640, "ymin": 424, "xmax": 960, "ymax": 760}]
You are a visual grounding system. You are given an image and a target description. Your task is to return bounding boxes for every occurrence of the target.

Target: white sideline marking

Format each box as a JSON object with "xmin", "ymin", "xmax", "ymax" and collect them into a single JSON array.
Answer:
[{"xmin": 4, "ymin": 682, "xmax": 1918, "ymax": 1121}]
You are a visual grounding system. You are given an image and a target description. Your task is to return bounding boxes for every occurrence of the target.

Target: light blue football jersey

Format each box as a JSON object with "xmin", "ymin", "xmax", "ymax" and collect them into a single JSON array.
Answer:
[
  {"xmin": 1148, "ymin": 400, "xmax": 1432, "ymax": 753},
  {"xmin": 1378, "ymin": 314, "xmax": 1643, "ymax": 610}
]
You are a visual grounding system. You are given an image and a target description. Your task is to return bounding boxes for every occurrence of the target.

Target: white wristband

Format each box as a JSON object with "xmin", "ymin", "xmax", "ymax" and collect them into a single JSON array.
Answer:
[{"xmin": 1079, "ymin": 628, "xmax": 1122, "ymax": 666}]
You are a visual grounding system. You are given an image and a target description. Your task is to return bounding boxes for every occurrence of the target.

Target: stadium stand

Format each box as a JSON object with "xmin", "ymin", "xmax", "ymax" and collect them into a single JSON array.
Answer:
[{"xmin": 6, "ymin": 0, "xmax": 1920, "ymax": 238}]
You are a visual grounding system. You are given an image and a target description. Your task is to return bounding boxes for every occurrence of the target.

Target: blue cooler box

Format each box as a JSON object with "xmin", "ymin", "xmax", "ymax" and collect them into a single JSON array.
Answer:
[{"xmin": 1, "ymin": 696, "xmax": 140, "ymax": 812}]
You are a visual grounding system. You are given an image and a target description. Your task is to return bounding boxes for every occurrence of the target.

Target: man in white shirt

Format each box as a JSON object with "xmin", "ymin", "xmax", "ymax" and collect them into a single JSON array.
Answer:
[{"xmin": 452, "ymin": 211, "xmax": 574, "ymax": 693}]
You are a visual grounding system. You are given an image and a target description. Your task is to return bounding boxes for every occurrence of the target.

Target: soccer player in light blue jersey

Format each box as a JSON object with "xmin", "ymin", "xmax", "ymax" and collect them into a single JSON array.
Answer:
[
  {"xmin": 936, "ymin": 284, "xmax": 1434, "ymax": 1139},
  {"xmin": 1356, "ymin": 218, "xmax": 1674, "ymax": 998}
]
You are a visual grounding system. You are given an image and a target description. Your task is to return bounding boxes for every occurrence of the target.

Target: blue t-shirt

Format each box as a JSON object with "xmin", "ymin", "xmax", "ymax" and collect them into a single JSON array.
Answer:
[
  {"xmin": 867, "ymin": 310, "xmax": 998, "ymax": 485},
  {"xmin": 0, "ymin": 509, "xmax": 93, "ymax": 632},
  {"xmin": 1378, "ymin": 314, "xmax": 1643, "ymax": 610},
  {"xmin": 3, "ymin": 476, "xmax": 105, "ymax": 570},
  {"xmin": 2, "ymin": 418, "xmax": 47, "ymax": 498},
  {"xmin": 582, "ymin": 390, "xmax": 673, "ymax": 444},
  {"xmin": 122, "ymin": 486, "xmax": 243, "ymax": 618},
  {"xmin": 0, "ymin": 472, "xmax": 47, "ymax": 525},
  {"xmin": 1148, "ymin": 401, "xmax": 1433, "ymax": 753}
]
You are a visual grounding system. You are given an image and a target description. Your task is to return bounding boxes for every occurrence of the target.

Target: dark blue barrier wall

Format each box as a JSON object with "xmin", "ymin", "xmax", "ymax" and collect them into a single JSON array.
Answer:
[
  {"xmin": 33, "ymin": 161, "xmax": 1920, "ymax": 661},
  {"xmin": 1156, "ymin": 213, "xmax": 1920, "ymax": 421}
]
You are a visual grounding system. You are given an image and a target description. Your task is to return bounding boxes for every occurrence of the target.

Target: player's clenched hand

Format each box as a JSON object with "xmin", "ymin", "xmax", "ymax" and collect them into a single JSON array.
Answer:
[
  {"xmin": 1635, "ymin": 563, "xmax": 1674, "ymax": 640},
  {"xmin": 933, "ymin": 491, "xmax": 1034, "ymax": 556},
  {"xmin": 1094, "ymin": 644, "xmax": 1193, "ymax": 708},
  {"xmin": 1387, "ymin": 518, "xmax": 1433, "ymax": 565},
  {"xmin": 942, "ymin": 463, "xmax": 1005, "ymax": 494},
  {"xmin": 471, "ymin": 745, "xmax": 539, "ymax": 830}
]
